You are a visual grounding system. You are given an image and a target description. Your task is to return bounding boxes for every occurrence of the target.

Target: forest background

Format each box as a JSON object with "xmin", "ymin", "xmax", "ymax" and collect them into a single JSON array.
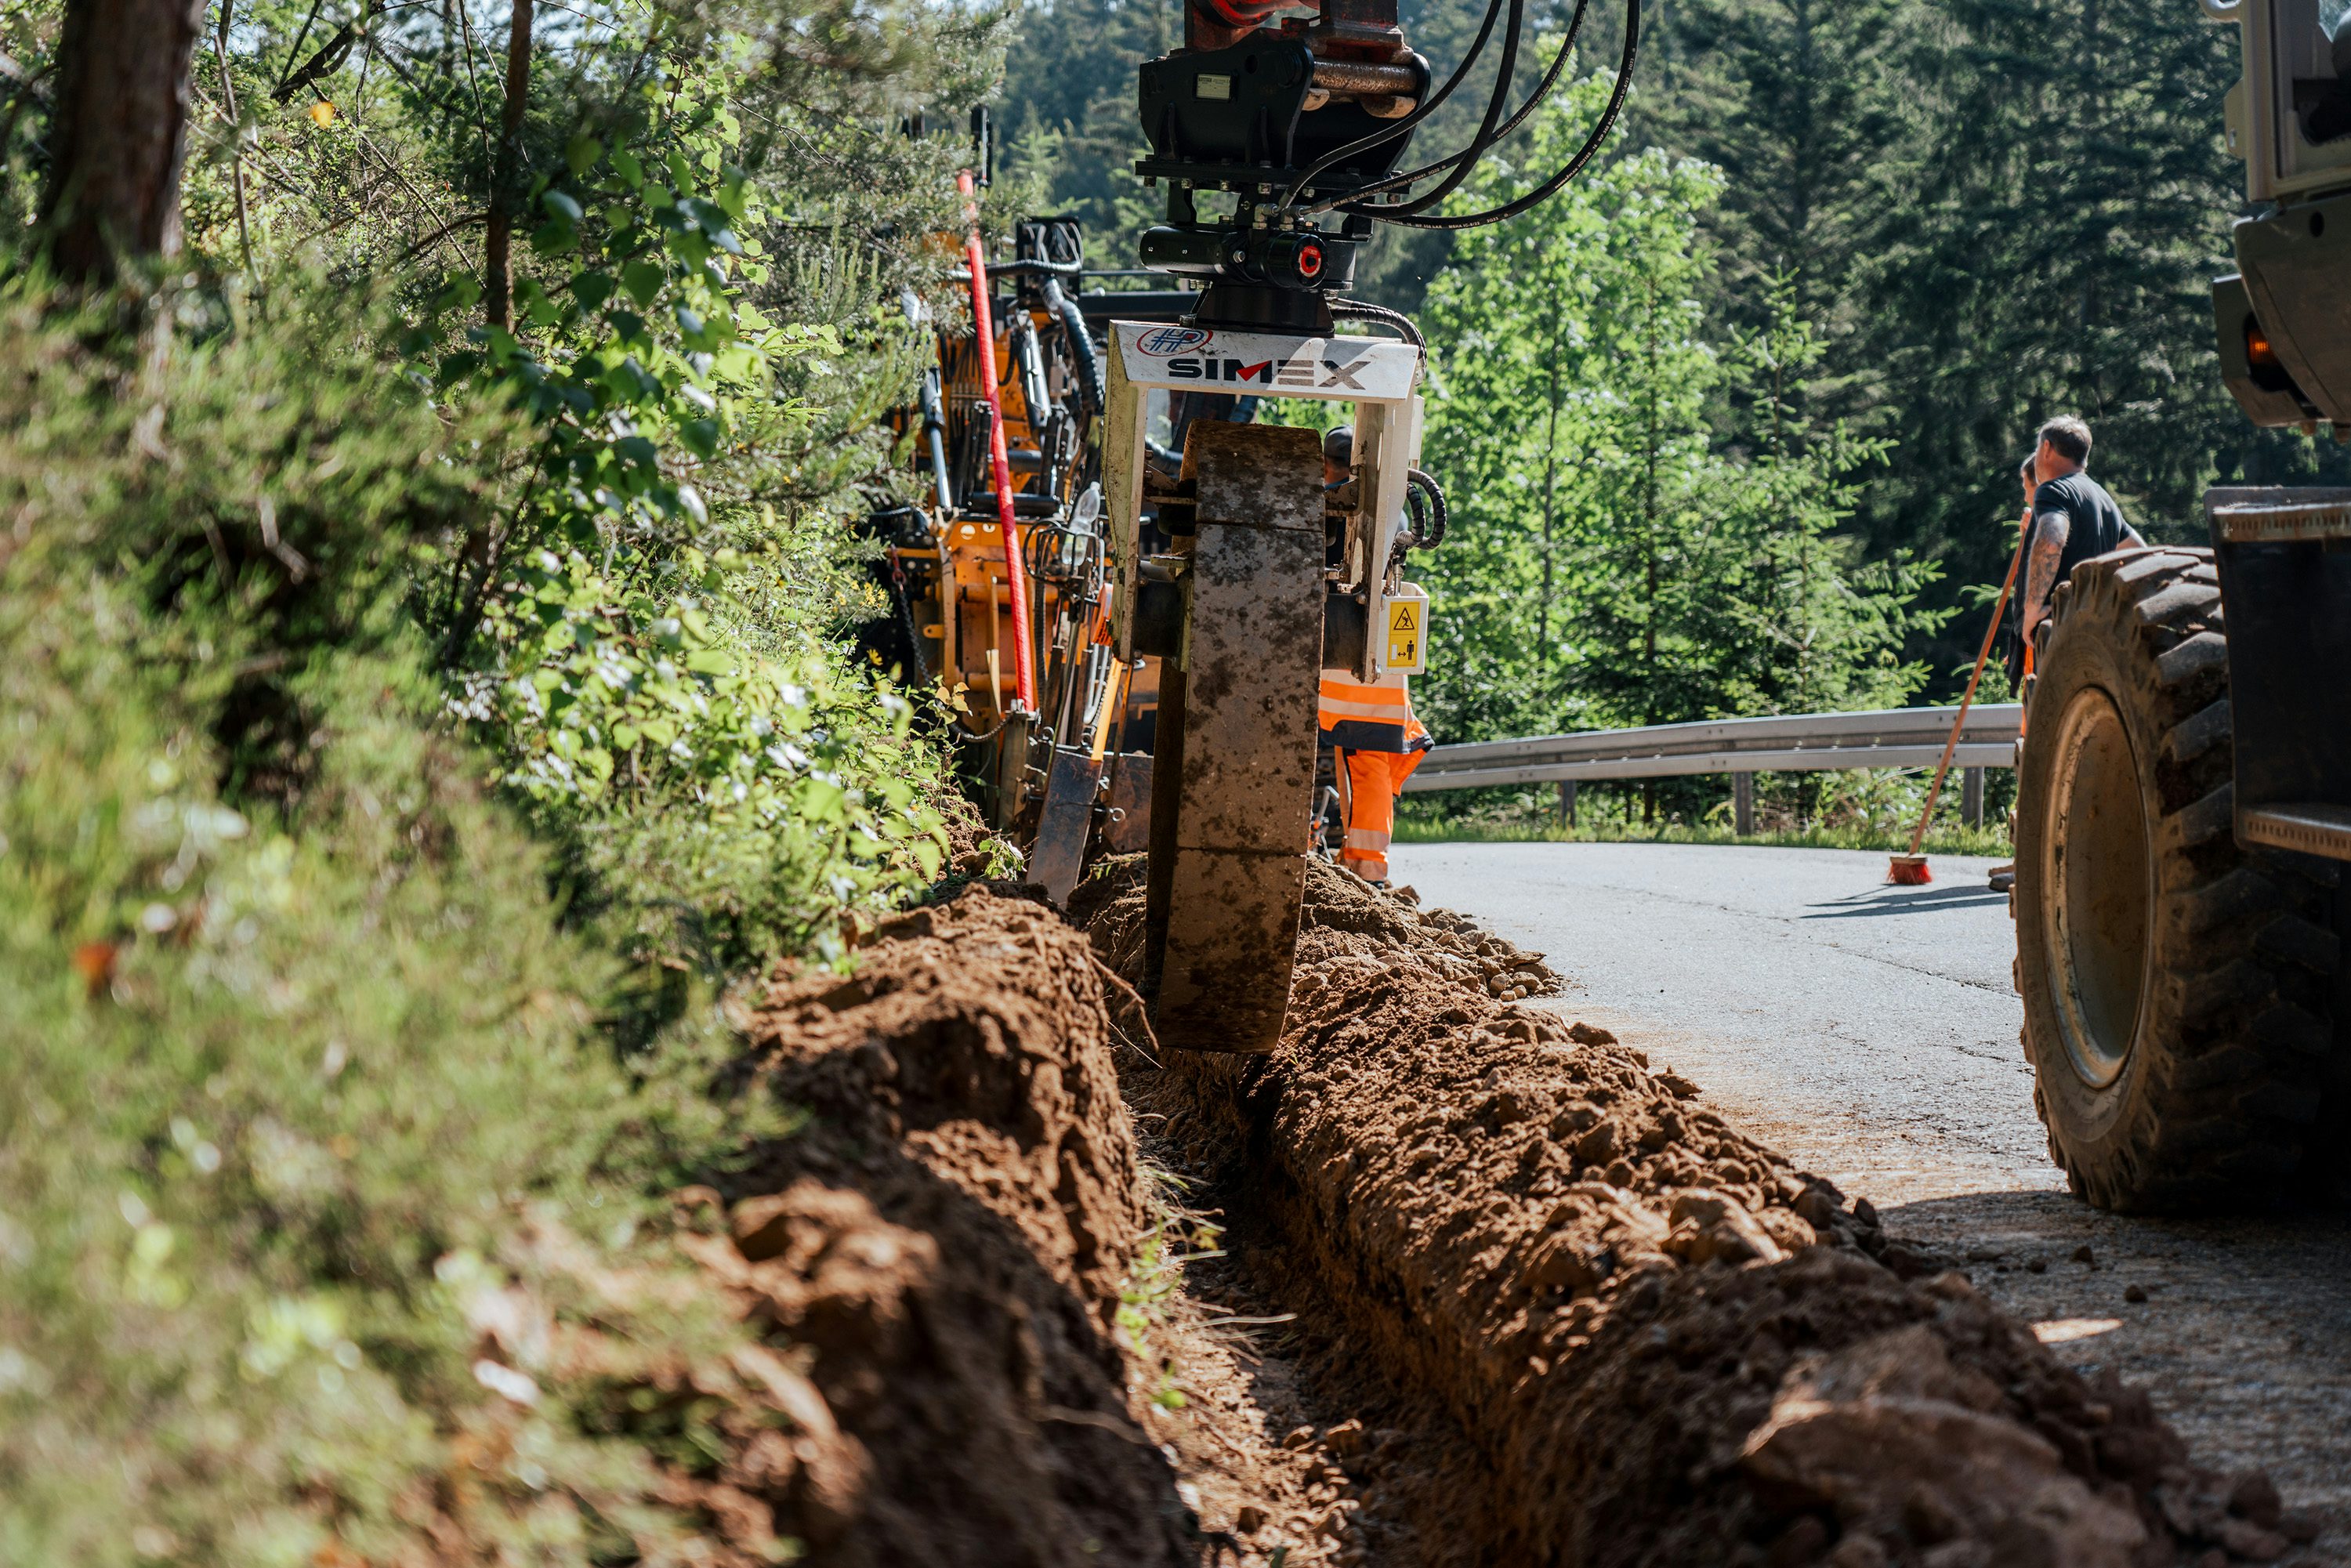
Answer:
[
  {"xmin": 0, "ymin": 0, "xmax": 2339, "ymax": 1554},
  {"xmin": 1002, "ymin": 0, "xmax": 2351, "ymax": 829}
]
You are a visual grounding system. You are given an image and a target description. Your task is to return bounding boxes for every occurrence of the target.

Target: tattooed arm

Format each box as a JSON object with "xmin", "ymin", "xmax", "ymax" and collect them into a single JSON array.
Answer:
[{"xmin": 2023, "ymin": 508, "xmax": 2070, "ymax": 646}]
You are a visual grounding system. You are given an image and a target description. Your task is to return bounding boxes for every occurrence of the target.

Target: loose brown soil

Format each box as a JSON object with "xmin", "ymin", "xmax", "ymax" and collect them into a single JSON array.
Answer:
[
  {"xmin": 1083, "ymin": 857, "xmax": 2320, "ymax": 1568},
  {"xmin": 679, "ymin": 888, "xmax": 1192, "ymax": 1566},
  {"xmin": 654, "ymin": 861, "xmax": 2317, "ymax": 1566}
]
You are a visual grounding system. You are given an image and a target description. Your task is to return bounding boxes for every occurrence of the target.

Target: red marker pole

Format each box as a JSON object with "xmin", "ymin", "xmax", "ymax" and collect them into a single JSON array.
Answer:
[{"xmin": 958, "ymin": 169, "xmax": 1037, "ymax": 715}]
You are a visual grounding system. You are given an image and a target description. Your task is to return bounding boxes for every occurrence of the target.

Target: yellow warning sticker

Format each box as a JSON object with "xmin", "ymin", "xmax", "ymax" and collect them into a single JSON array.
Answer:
[{"xmin": 1386, "ymin": 597, "xmax": 1425, "ymax": 672}]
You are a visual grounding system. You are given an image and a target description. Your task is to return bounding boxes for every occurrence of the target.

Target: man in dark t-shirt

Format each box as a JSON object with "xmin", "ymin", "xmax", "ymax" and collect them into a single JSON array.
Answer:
[{"xmin": 2021, "ymin": 415, "xmax": 2145, "ymax": 652}]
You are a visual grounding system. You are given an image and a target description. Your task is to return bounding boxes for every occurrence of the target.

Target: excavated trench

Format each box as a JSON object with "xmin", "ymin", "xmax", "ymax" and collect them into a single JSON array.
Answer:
[{"xmin": 667, "ymin": 862, "xmax": 2318, "ymax": 1566}]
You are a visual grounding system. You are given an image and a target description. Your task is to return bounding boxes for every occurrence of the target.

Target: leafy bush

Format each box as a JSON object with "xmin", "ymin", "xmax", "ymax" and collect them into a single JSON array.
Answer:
[
  {"xmin": 0, "ymin": 0, "xmax": 1007, "ymax": 1555},
  {"xmin": 400, "ymin": 75, "xmax": 951, "ymax": 972},
  {"xmin": 0, "ymin": 282, "xmax": 799, "ymax": 1563}
]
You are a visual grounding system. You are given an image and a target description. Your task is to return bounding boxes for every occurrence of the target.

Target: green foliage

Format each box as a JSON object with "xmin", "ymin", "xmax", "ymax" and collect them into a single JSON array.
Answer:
[
  {"xmin": 0, "ymin": 0, "xmax": 1019, "ymax": 1555},
  {"xmin": 994, "ymin": 0, "xmax": 1175, "ymax": 273},
  {"xmin": 397, "ymin": 61, "xmax": 951, "ymax": 969},
  {"xmin": 1637, "ymin": 0, "xmax": 2351, "ymax": 674},
  {"xmin": 1416, "ymin": 72, "xmax": 1941, "ymax": 746},
  {"xmin": 0, "ymin": 284, "xmax": 785, "ymax": 1566},
  {"xmin": 467, "ymin": 545, "xmax": 946, "ymax": 967}
]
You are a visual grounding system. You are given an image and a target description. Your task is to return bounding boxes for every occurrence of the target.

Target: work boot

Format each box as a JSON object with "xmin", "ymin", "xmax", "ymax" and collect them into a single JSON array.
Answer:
[{"xmin": 1987, "ymin": 862, "xmax": 2015, "ymax": 893}]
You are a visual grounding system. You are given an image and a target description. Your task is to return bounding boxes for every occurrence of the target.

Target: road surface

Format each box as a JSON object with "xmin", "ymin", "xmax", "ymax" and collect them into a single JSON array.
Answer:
[{"xmin": 1391, "ymin": 841, "xmax": 2351, "ymax": 1541}]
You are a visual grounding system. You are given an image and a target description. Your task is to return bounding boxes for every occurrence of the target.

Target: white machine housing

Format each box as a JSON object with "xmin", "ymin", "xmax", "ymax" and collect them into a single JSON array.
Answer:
[{"xmin": 1102, "ymin": 321, "xmax": 1425, "ymax": 683}]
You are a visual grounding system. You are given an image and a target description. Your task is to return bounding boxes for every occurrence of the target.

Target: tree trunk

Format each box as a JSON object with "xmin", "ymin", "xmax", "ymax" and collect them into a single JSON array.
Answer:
[
  {"xmin": 38, "ymin": 0, "xmax": 208, "ymax": 282},
  {"xmin": 482, "ymin": 0, "xmax": 534, "ymax": 329}
]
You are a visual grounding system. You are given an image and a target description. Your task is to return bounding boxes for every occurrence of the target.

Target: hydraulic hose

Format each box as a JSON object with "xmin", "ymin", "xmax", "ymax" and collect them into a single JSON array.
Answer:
[
  {"xmin": 1353, "ymin": 0, "xmax": 1525, "ymax": 225},
  {"xmin": 1319, "ymin": 0, "xmax": 1592, "ymax": 215},
  {"xmin": 918, "ymin": 366, "xmax": 953, "ymax": 512},
  {"xmin": 1329, "ymin": 299, "xmax": 1425, "ymax": 350},
  {"xmin": 1406, "ymin": 467, "xmax": 1448, "ymax": 549},
  {"xmin": 1011, "ymin": 316, "xmax": 1052, "ymax": 440},
  {"xmin": 1378, "ymin": 0, "xmax": 1639, "ymax": 232},
  {"xmin": 1041, "ymin": 276, "xmax": 1106, "ymax": 416},
  {"xmin": 1277, "ymin": 0, "xmax": 1509, "ymax": 210},
  {"xmin": 958, "ymin": 168, "xmax": 1038, "ymax": 716},
  {"xmin": 947, "ymin": 258, "xmax": 1084, "ymax": 281}
]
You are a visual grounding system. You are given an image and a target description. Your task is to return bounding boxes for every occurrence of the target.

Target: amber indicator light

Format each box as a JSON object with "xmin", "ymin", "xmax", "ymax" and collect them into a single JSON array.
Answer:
[{"xmin": 2246, "ymin": 317, "xmax": 2279, "ymax": 368}]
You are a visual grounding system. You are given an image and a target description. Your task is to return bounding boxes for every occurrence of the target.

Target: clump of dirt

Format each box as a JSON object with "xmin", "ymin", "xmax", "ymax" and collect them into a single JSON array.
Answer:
[
  {"xmin": 1084, "ymin": 857, "xmax": 2309, "ymax": 1567},
  {"xmin": 671, "ymin": 885, "xmax": 1194, "ymax": 1566}
]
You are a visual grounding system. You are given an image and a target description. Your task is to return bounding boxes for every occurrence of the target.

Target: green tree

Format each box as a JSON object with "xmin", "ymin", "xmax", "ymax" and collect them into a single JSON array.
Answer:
[
  {"xmin": 1635, "ymin": 0, "xmax": 1916, "ymax": 420},
  {"xmin": 1418, "ymin": 73, "xmax": 1934, "ymax": 755}
]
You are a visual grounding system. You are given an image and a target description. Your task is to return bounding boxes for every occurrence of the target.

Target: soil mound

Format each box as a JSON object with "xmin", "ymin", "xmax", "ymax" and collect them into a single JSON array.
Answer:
[
  {"xmin": 676, "ymin": 886, "xmax": 1191, "ymax": 1566},
  {"xmin": 1085, "ymin": 858, "xmax": 2305, "ymax": 1567}
]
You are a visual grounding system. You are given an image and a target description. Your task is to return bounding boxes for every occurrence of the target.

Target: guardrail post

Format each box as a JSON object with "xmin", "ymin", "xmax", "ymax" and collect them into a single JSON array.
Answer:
[
  {"xmin": 1558, "ymin": 779, "xmax": 1578, "ymax": 829},
  {"xmin": 1733, "ymin": 772, "xmax": 1755, "ymax": 835},
  {"xmin": 1962, "ymin": 766, "xmax": 1983, "ymax": 827}
]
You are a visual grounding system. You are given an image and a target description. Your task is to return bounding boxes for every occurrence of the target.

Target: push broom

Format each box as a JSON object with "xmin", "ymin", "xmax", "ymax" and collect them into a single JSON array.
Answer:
[{"xmin": 1889, "ymin": 522, "xmax": 2027, "ymax": 885}]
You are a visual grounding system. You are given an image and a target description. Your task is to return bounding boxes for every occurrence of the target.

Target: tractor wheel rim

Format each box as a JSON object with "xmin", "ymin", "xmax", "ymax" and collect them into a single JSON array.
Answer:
[{"xmin": 2042, "ymin": 685, "xmax": 2155, "ymax": 1090}]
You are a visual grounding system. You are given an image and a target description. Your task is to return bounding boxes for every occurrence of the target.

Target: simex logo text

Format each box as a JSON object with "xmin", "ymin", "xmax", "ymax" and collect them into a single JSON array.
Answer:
[{"xmin": 1163, "ymin": 355, "xmax": 1371, "ymax": 389}]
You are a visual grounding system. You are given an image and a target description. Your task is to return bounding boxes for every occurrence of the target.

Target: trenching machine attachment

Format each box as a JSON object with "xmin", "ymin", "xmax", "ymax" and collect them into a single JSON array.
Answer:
[
  {"xmin": 1103, "ymin": 323, "xmax": 1426, "ymax": 1053},
  {"xmin": 882, "ymin": 0, "xmax": 1621, "ymax": 1052}
]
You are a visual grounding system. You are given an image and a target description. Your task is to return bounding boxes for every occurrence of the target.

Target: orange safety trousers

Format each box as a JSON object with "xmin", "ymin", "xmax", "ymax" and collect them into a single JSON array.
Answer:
[{"xmin": 1333, "ymin": 747, "xmax": 1424, "ymax": 882}]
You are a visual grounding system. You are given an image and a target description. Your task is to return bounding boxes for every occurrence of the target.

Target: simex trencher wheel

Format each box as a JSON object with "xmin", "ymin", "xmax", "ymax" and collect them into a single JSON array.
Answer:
[{"xmin": 1142, "ymin": 422, "xmax": 1326, "ymax": 1053}]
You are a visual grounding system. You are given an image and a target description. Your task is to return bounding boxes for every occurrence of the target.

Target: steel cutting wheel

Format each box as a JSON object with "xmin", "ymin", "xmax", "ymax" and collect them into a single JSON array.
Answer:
[{"xmin": 1142, "ymin": 421, "xmax": 1326, "ymax": 1053}]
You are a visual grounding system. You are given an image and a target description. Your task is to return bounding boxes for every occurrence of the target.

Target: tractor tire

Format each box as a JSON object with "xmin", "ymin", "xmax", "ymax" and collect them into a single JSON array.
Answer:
[{"xmin": 2015, "ymin": 548, "xmax": 2338, "ymax": 1211}]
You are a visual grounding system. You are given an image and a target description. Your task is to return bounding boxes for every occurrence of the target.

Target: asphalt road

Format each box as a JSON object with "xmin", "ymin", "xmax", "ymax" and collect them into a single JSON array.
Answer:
[{"xmin": 1390, "ymin": 840, "xmax": 2351, "ymax": 1543}]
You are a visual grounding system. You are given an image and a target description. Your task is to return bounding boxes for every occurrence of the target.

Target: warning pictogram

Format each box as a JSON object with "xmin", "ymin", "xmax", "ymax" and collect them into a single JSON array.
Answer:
[{"xmin": 1385, "ymin": 596, "xmax": 1425, "ymax": 673}]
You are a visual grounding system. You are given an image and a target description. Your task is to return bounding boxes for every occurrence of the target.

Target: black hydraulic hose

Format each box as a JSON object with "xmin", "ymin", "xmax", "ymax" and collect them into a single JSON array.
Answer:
[
  {"xmin": 1041, "ymin": 276, "xmax": 1105, "ymax": 416},
  {"xmin": 1406, "ymin": 467, "xmax": 1448, "ymax": 549},
  {"xmin": 886, "ymin": 558, "xmax": 939, "ymax": 687},
  {"xmin": 1319, "ymin": 0, "xmax": 1592, "ymax": 215},
  {"xmin": 1274, "ymin": 0, "xmax": 1508, "ymax": 212},
  {"xmin": 1010, "ymin": 316, "xmax": 1052, "ymax": 439},
  {"xmin": 1328, "ymin": 299, "xmax": 1425, "ymax": 350},
  {"xmin": 918, "ymin": 367, "xmax": 953, "ymax": 512},
  {"xmin": 1378, "ymin": 0, "xmax": 1639, "ymax": 232},
  {"xmin": 1360, "ymin": 0, "xmax": 1526, "ymax": 224},
  {"xmin": 948, "ymin": 258, "xmax": 1082, "ymax": 281}
]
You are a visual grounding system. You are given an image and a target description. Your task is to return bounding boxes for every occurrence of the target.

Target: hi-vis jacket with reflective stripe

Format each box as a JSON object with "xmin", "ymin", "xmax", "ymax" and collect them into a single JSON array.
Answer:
[{"xmin": 1317, "ymin": 668, "xmax": 1431, "ymax": 755}]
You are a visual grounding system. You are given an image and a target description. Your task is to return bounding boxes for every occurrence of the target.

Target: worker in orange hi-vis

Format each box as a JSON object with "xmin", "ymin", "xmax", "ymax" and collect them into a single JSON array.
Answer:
[
  {"xmin": 1319, "ymin": 669, "xmax": 1431, "ymax": 885},
  {"xmin": 1315, "ymin": 429, "xmax": 1433, "ymax": 886}
]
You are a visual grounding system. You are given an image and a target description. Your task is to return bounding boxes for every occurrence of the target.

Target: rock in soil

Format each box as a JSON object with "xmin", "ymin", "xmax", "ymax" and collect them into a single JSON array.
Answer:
[{"xmin": 1078, "ymin": 856, "xmax": 2299, "ymax": 1568}]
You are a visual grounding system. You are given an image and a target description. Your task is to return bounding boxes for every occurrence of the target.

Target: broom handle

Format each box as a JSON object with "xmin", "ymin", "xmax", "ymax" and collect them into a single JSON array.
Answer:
[{"xmin": 1905, "ymin": 514, "xmax": 2029, "ymax": 857}]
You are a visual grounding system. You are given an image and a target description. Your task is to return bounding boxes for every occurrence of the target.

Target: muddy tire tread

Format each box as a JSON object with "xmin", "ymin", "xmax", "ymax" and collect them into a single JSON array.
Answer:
[{"xmin": 2016, "ymin": 549, "xmax": 2337, "ymax": 1211}]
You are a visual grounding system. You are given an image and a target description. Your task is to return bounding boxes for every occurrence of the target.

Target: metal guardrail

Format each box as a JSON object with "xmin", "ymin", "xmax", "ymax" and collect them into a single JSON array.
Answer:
[{"xmin": 1402, "ymin": 704, "xmax": 2023, "ymax": 793}]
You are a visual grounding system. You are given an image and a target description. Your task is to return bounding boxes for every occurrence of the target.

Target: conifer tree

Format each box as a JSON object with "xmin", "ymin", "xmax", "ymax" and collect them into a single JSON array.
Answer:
[{"xmin": 1416, "ymin": 75, "xmax": 1933, "ymax": 748}]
